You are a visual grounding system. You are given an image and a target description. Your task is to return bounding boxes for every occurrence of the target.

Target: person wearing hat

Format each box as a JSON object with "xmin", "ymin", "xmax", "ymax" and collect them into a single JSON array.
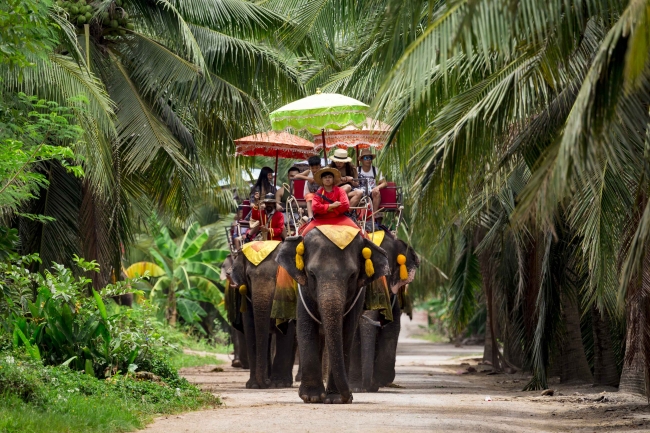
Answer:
[
  {"xmin": 311, "ymin": 167, "xmax": 350, "ymax": 219},
  {"xmin": 329, "ymin": 148, "xmax": 363, "ymax": 207},
  {"xmin": 357, "ymin": 148, "xmax": 387, "ymax": 212},
  {"xmin": 246, "ymin": 193, "xmax": 285, "ymax": 241}
]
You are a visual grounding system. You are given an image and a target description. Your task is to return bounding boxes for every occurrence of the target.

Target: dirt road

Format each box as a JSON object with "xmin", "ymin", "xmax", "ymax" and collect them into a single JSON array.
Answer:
[{"xmin": 142, "ymin": 312, "xmax": 650, "ymax": 432}]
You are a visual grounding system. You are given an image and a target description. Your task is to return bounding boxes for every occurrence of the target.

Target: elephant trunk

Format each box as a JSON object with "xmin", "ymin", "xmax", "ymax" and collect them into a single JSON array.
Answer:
[
  {"xmin": 319, "ymin": 290, "xmax": 351, "ymax": 401},
  {"xmin": 253, "ymin": 294, "xmax": 272, "ymax": 388}
]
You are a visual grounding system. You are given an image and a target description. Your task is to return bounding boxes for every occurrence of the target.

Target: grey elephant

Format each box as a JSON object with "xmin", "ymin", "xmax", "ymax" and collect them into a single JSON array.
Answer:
[
  {"xmin": 276, "ymin": 230, "xmax": 390, "ymax": 404},
  {"xmin": 349, "ymin": 231, "xmax": 420, "ymax": 392},
  {"xmin": 230, "ymin": 247, "xmax": 296, "ymax": 388}
]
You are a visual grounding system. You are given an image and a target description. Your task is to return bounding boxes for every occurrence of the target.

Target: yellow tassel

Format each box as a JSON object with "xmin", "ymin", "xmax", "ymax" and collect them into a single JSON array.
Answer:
[
  {"xmin": 296, "ymin": 241, "xmax": 305, "ymax": 271},
  {"xmin": 239, "ymin": 285, "xmax": 247, "ymax": 313},
  {"xmin": 397, "ymin": 254, "xmax": 408, "ymax": 280},
  {"xmin": 362, "ymin": 247, "xmax": 374, "ymax": 277}
]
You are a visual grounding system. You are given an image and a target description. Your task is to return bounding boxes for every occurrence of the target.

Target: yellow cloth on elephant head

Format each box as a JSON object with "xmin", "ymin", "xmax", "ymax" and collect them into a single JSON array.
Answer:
[
  {"xmin": 367, "ymin": 230, "xmax": 385, "ymax": 247},
  {"xmin": 315, "ymin": 225, "xmax": 360, "ymax": 249},
  {"xmin": 241, "ymin": 240, "xmax": 281, "ymax": 266}
]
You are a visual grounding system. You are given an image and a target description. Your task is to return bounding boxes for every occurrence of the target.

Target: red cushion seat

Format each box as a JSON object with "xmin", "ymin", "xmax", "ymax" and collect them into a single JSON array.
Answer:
[{"xmin": 379, "ymin": 182, "xmax": 400, "ymax": 210}]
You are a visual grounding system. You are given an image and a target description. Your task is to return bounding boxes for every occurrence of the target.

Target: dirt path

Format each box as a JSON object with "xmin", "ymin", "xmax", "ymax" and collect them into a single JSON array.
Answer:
[{"xmin": 142, "ymin": 312, "xmax": 650, "ymax": 432}]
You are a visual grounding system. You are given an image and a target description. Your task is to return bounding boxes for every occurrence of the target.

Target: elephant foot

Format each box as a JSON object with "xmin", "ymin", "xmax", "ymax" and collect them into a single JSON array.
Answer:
[
  {"xmin": 232, "ymin": 359, "xmax": 242, "ymax": 368},
  {"xmin": 246, "ymin": 378, "xmax": 271, "ymax": 389},
  {"xmin": 323, "ymin": 392, "xmax": 353, "ymax": 404},
  {"xmin": 295, "ymin": 371, "xmax": 302, "ymax": 382},
  {"xmin": 367, "ymin": 383, "xmax": 379, "ymax": 393},
  {"xmin": 299, "ymin": 383, "xmax": 325, "ymax": 403},
  {"xmin": 270, "ymin": 379, "xmax": 293, "ymax": 388}
]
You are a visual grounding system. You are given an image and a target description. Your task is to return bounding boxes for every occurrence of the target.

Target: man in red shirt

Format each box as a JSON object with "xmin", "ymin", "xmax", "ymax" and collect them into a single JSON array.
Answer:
[
  {"xmin": 312, "ymin": 168, "xmax": 350, "ymax": 219},
  {"xmin": 248, "ymin": 193, "xmax": 285, "ymax": 241}
]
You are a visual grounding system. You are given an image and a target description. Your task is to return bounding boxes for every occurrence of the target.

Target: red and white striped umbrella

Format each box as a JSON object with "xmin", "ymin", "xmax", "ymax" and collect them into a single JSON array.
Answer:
[{"xmin": 234, "ymin": 131, "xmax": 316, "ymax": 186}]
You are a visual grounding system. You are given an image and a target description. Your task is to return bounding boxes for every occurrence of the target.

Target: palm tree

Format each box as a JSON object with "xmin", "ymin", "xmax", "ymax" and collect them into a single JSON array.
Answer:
[
  {"xmin": 2, "ymin": 0, "xmax": 303, "ymax": 285},
  {"xmin": 362, "ymin": 0, "xmax": 649, "ymax": 392}
]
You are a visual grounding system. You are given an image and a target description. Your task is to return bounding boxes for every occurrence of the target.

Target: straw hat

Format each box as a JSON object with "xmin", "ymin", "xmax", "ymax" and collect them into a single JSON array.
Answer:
[
  {"xmin": 314, "ymin": 167, "xmax": 341, "ymax": 186},
  {"xmin": 357, "ymin": 148, "xmax": 376, "ymax": 161},
  {"xmin": 329, "ymin": 148, "xmax": 352, "ymax": 163}
]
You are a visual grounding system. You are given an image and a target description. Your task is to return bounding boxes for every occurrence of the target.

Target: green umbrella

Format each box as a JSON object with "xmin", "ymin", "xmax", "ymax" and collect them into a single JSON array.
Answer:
[{"xmin": 270, "ymin": 89, "xmax": 368, "ymax": 164}]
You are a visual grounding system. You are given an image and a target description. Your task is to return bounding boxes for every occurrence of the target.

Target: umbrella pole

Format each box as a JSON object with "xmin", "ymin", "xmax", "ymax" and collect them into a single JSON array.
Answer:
[
  {"xmin": 356, "ymin": 145, "xmax": 360, "ymax": 163},
  {"xmin": 274, "ymin": 150, "xmax": 279, "ymax": 188},
  {"xmin": 322, "ymin": 129, "xmax": 327, "ymax": 165}
]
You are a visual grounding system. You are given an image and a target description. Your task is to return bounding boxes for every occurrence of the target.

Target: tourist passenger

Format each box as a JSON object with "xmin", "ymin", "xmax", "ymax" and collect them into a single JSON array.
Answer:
[
  {"xmin": 329, "ymin": 149, "xmax": 363, "ymax": 207},
  {"xmin": 357, "ymin": 149, "xmax": 387, "ymax": 212},
  {"xmin": 246, "ymin": 193, "xmax": 285, "ymax": 241},
  {"xmin": 250, "ymin": 167, "xmax": 283, "ymax": 211},
  {"xmin": 311, "ymin": 168, "xmax": 350, "ymax": 219},
  {"xmin": 293, "ymin": 156, "xmax": 322, "ymax": 219}
]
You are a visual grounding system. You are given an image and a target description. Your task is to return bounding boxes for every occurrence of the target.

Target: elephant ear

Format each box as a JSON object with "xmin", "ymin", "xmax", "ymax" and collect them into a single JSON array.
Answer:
[
  {"xmin": 230, "ymin": 252, "xmax": 247, "ymax": 288},
  {"xmin": 275, "ymin": 235, "xmax": 307, "ymax": 285},
  {"xmin": 392, "ymin": 240, "xmax": 420, "ymax": 291},
  {"xmin": 357, "ymin": 238, "xmax": 391, "ymax": 288}
]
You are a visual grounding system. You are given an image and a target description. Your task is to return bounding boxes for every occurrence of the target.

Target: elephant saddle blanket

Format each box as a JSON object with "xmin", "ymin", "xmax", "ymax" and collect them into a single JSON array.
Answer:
[
  {"xmin": 299, "ymin": 215, "xmax": 360, "ymax": 249},
  {"xmin": 367, "ymin": 230, "xmax": 385, "ymax": 247},
  {"xmin": 271, "ymin": 266, "xmax": 298, "ymax": 330},
  {"xmin": 241, "ymin": 240, "xmax": 281, "ymax": 266}
]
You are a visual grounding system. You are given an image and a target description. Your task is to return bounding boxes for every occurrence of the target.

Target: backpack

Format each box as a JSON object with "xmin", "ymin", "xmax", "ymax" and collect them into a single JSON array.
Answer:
[{"xmin": 357, "ymin": 166, "xmax": 377, "ymax": 179}]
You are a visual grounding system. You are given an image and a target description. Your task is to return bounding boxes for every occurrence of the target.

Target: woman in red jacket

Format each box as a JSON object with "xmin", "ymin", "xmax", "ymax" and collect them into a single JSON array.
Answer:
[{"xmin": 311, "ymin": 168, "xmax": 350, "ymax": 219}]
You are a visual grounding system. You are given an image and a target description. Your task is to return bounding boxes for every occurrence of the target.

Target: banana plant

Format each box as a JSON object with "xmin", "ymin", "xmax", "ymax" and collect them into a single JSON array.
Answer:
[{"xmin": 128, "ymin": 222, "xmax": 228, "ymax": 326}]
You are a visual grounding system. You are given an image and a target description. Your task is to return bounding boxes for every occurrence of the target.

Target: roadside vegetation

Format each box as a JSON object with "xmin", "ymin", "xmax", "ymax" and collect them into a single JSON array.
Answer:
[{"xmin": 3, "ymin": 0, "xmax": 650, "ymax": 431}]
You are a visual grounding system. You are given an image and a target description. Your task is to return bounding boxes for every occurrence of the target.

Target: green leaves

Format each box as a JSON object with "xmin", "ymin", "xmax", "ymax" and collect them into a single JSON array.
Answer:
[{"xmin": 138, "ymin": 221, "xmax": 229, "ymax": 327}]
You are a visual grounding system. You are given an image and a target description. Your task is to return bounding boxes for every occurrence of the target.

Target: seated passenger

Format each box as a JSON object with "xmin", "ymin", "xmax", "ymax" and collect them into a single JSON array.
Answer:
[
  {"xmin": 357, "ymin": 149, "xmax": 387, "ymax": 213},
  {"xmin": 311, "ymin": 168, "xmax": 350, "ymax": 219},
  {"xmin": 250, "ymin": 166, "xmax": 283, "ymax": 211},
  {"xmin": 329, "ymin": 149, "xmax": 363, "ymax": 207},
  {"xmin": 246, "ymin": 193, "xmax": 285, "ymax": 241},
  {"xmin": 293, "ymin": 155, "xmax": 322, "ymax": 219}
]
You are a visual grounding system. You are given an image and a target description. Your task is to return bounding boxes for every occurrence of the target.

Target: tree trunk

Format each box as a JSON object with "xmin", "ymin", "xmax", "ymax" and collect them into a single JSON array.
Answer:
[
  {"xmin": 483, "ymin": 311, "xmax": 493, "ymax": 363},
  {"xmin": 167, "ymin": 281, "xmax": 177, "ymax": 326},
  {"xmin": 560, "ymin": 291, "xmax": 592, "ymax": 383},
  {"xmin": 619, "ymin": 296, "xmax": 647, "ymax": 394},
  {"xmin": 591, "ymin": 305, "xmax": 620, "ymax": 387}
]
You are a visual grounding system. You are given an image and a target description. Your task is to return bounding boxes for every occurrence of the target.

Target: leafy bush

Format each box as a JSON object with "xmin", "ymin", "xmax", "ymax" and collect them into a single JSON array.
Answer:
[
  {"xmin": 0, "ymin": 254, "xmax": 188, "ymax": 378},
  {"xmin": 0, "ymin": 351, "xmax": 219, "ymax": 433}
]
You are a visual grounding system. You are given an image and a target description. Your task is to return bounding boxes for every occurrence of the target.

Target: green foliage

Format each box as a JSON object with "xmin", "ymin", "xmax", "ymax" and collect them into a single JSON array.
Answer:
[
  {"xmin": 0, "ymin": 352, "xmax": 219, "ymax": 433},
  {"xmin": 0, "ymin": 93, "xmax": 84, "ymax": 216},
  {"xmin": 0, "ymin": 254, "xmax": 196, "ymax": 379},
  {"xmin": 0, "ymin": 0, "xmax": 58, "ymax": 68},
  {"xmin": 137, "ymin": 222, "xmax": 229, "ymax": 328}
]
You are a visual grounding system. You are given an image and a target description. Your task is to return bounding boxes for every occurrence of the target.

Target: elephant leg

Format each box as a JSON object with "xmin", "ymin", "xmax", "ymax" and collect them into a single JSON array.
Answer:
[
  {"xmin": 360, "ymin": 310, "xmax": 380, "ymax": 392},
  {"xmin": 251, "ymin": 310, "xmax": 272, "ymax": 389},
  {"xmin": 236, "ymin": 329, "xmax": 249, "ymax": 369},
  {"xmin": 297, "ymin": 299, "xmax": 325, "ymax": 403},
  {"xmin": 242, "ymin": 302, "xmax": 259, "ymax": 388},
  {"xmin": 374, "ymin": 297, "xmax": 402, "ymax": 387},
  {"xmin": 231, "ymin": 326, "xmax": 241, "ymax": 368},
  {"xmin": 295, "ymin": 347, "xmax": 302, "ymax": 382},
  {"xmin": 348, "ymin": 326, "xmax": 363, "ymax": 391},
  {"xmin": 271, "ymin": 321, "xmax": 296, "ymax": 388}
]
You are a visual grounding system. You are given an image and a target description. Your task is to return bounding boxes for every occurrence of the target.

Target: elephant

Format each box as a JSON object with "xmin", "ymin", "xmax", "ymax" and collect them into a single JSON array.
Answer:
[
  {"xmin": 230, "ymin": 248, "xmax": 296, "ymax": 388},
  {"xmin": 349, "ymin": 232, "xmax": 420, "ymax": 392},
  {"xmin": 276, "ymin": 230, "xmax": 390, "ymax": 404}
]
